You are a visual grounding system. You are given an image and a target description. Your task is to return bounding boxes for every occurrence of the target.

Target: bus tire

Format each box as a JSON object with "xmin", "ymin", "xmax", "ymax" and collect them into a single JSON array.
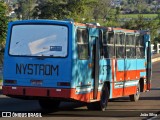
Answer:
[
  {"xmin": 39, "ymin": 99, "xmax": 60, "ymax": 111},
  {"xmin": 99, "ymin": 83, "xmax": 109, "ymax": 111},
  {"xmin": 129, "ymin": 83, "xmax": 140, "ymax": 102},
  {"xmin": 87, "ymin": 84, "xmax": 109, "ymax": 111},
  {"xmin": 87, "ymin": 102, "xmax": 96, "ymax": 110}
]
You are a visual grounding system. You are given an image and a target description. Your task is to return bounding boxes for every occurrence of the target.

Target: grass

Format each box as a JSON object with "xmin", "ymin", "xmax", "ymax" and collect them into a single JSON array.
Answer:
[{"xmin": 119, "ymin": 14, "xmax": 158, "ymax": 19}]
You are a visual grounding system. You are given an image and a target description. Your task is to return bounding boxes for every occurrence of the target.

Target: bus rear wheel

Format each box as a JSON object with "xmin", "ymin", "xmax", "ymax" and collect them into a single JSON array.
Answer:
[
  {"xmin": 87, "ymin": 84, "xmax": 109, "ymax": 111},
  {"xmin": 129, "ymin": 83, "xmax": 140, "ymax": 102},
  {"xmin": 39, "ymin": 99, "xmax": 60, "ymax": 111}
]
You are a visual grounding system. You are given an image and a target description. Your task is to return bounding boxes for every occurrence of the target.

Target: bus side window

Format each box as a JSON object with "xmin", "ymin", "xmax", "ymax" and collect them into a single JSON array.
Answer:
[
  {"xmin": 126, "ymin": 34, "xmax": 135, "ymax": 58},
  {"xmin": 77, "ymin": 28, "xmax": 89, "ymax": 60},
  {"xmin": 103, "ymin": 32, "xmax": 114, "ymax": 58},
  {"xmin": 115, "ymin": 33, "xmax": 125, "ymax": 58},
  {"xmin": 136, "ymin": 35, "xmax": 145, "ymax": 58}
]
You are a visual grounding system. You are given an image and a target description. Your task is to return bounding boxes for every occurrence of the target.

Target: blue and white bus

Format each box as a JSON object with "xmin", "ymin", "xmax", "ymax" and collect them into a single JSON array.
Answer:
[{"xmin": 3, "ymin": 20, "xmax": 151, "ymax": 111}]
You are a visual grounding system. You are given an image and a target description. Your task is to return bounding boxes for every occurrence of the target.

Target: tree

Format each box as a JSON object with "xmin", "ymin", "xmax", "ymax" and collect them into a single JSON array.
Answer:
[
  {"xmin": 154, "ymin": 34, "xmax": 160, "ymax": 50},
  {"xmin": 66, "ymin": 0, "xmax": 96, "ymax": 22},
  {"xmin": 15, "ymin": 0, "xmax": 36, "ymax": 20},
  {"xmin": 0, "ymin": 1, "xmax": 8, "ymax": 49},
  {"xmin": 92, "ymin": 0, "xmax": 113, "ymax": 21},
  {"xmin": 122, "ymin": 14, "xmax": 160, "ymax": 43},
  {"xmin": 121, "ymin": 0, "xmax": 150, "ymax": 14},
  {"xmin": 0, "ymin": 1, "xmax": 8, "ymax": 64},
  {"xmin": 33, "ymin": 0, "xmax": 95, "ymax": 22},
  {"xmin": 91, "ymin": 0, "xmax": 121, "ymax": 27},
  {"xmin": 153, "ymin": 1, "xmax": 158, "ymax": 13},
  {"xmin": 32, "ymin": 0, "xmax": 68, "ymax": 19},
  {"xmin": 135, "ymin": 0, "xmax": 148, "ymax": 13}
]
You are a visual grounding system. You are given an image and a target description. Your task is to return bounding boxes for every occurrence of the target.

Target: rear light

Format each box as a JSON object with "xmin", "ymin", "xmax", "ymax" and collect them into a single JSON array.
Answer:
[
  {"xmin": 4, "ymin": 80, "xmax": 17, "ymax": 84},
  {"xmin": 57, "ymin": 82, "xmax": 70, "ymax": 86}
]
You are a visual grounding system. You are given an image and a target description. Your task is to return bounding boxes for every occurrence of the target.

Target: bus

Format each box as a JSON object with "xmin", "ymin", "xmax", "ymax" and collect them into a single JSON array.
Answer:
[{"xmin": 2, "ymin": 20, "xmax": 151, "ymax": 111}]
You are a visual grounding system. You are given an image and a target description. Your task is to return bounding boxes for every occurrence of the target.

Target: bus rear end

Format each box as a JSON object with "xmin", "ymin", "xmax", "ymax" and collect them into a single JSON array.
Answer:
[{"xmin": 3, "ymin": 20, "xmax": 73, "ymax": 110}]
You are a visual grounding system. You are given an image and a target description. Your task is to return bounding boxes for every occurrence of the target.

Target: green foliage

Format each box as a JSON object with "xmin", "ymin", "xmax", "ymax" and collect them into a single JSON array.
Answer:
[
  {"xmin": 33, "ymin": 0, "xmax": 67, "ymax": 19},
  {"xmin": 122, "ymin": 14, "xmax": 160, "ymax": 43},
  {"xmin": 32, "ymin": 0, "xmax": 96, "ymax": 22},
  {"xmin": 66, "ymin": 0, "xmax": 94, "ymax": 22},
  {"xmin": 92, "ymin": 0, "xmax": 112, "ymax": 21},
  {"xmin": 154, "ymin": 34, "xmax": 160, "ymax": 44},
  {"xmin": 0, "ymin": 1, "xmax": 8, "ymax": 50},
  {"xmin": 121, "ymin": 0, "xmax": 156, "ymax": 14},
  {"xmin": 15, "ymin": 0, "xmax": 36, "ymax": 20},
  {"xmin": 119, "ymin": 14, "xmax": 158, "ymax": 19}
]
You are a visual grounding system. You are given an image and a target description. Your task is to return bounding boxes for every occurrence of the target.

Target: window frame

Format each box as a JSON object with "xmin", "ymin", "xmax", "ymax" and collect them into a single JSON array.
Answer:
[
  {"xmin": 125, "ymin": 33, "xmax": 136, "ymax": 59},
  {"xmin": 103, "ymin": 31, "xmax": 115, "ymax": 59},
  {"xmin": 77, "ymin": 28, "xmax": 90, "ymax": 60},
  {"xmin": 135, "ymin": 34, "xmax": 145, "ymax": 59},
  {"xmin": 99, "ymin": 30, "xmax": 103, "ymax": 57},
  {"xmin": 115, "ymin": 32, "xmax": 125, "ymax": 59}
]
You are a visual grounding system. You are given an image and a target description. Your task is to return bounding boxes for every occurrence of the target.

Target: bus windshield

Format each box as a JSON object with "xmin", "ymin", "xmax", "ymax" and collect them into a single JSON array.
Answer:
[{"xmin": 9, "ymin": 24, "xmax": 68, "ymax": 57}]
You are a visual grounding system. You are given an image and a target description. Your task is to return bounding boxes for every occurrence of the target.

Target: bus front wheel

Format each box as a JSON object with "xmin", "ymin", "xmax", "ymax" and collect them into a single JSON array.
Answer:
[
  {"xmin": 39, "ymin": 99, "xmax": 60, "ymax": 111},
  {"xmin": 129, "ymin": 83, "xmax": 140, "ymax": 102}
]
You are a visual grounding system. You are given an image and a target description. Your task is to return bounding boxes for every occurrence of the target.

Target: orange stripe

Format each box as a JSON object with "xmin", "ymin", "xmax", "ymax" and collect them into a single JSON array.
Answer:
[
  {"xmin": 112, "ymin": 86, "xmax": 137, "ymax": 98},
  {"xmin": 112, "ymin": 87, "xmax": 123, "ymax": 98},
  {"xmin": 116, "ymin": 69, "xmax": 146, "ymax": 81},
  {"xmin": 123, "ymin": 86, "xmax": 137, "ymax": 96}
]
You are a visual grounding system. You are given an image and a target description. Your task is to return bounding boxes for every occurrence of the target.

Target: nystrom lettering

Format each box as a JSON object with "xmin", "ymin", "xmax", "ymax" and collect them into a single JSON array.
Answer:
[{"xmin": 16, "ymin": 64, "xmax": 59, "ymax": 76}]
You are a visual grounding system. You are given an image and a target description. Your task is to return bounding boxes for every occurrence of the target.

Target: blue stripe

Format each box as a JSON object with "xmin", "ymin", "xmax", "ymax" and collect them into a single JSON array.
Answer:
[{"xmin": 117, "ymin": 59, "xmax": 146, "ymax": 71}]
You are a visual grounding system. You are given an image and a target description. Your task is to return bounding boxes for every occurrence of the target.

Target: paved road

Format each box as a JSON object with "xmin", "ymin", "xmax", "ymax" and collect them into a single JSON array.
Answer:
[{"xmin": 0, "ymin": 62, "xmax": 160, "ymax": 120}]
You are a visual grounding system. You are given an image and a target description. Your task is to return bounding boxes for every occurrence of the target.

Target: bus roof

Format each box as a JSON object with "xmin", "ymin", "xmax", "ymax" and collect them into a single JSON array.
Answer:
[
  {"xmin": 9, "ymin": 19, "xmax": 150, "ymax": 35},
  {"xmin": 9, "ymin": 19, "xmax": 73, "ymax": 25}
]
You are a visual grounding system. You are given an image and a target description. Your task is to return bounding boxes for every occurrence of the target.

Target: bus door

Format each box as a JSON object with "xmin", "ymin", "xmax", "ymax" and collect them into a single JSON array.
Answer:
[
  {"xmin": 91, "ymin": 36, "xmax": 100, "ymax": 99},
  {"xmin": 145, "ymin": 34, "xmax": 151, "ymax": 90},
  {"xmin": 136, "ymin": 34, "xmax": 149, "ymax": 90},
  {"xmin": 76, "ymin": 28, "xmax": 97, "ymax": 99}
]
